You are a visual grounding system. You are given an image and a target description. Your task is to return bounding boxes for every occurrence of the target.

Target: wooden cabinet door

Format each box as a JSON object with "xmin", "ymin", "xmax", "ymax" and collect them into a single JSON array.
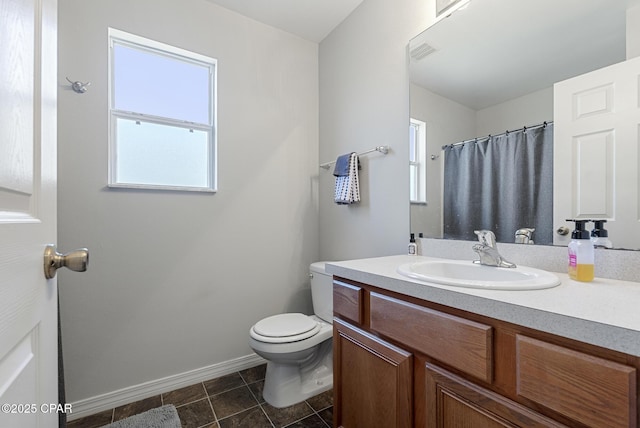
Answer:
[
  {"xmin": 425, "ymin": 364, "xmax": 567, "ymax": 428},
  {"xmin": 333, "ymin": 318, "xmax": 413, "ymax": 428}
]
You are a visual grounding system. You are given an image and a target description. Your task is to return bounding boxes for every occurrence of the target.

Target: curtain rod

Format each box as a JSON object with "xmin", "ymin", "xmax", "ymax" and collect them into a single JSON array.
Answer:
[
  {"xmin": 441, "ymin": 121, "xmax": 553, "ymax": 150},
  {"xmin": 320, "ymin": 145, "xmax": 390, "ymax": 170}
]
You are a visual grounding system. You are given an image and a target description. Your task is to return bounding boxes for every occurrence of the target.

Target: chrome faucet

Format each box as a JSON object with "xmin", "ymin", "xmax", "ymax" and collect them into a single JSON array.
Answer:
[
  {"xmin": 515, "ymin": 228, "xmax": 535, "ymax": 244},
  {"xmin": 472, "ymin": 230, "xmax": 516, "ymax": 268}
]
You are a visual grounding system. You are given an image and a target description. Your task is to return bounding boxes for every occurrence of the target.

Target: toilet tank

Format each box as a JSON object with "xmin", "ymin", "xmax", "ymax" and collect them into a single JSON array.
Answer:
[{"xmin": 310, "ymin": 262, "xmax": 333, "ymax": 323}]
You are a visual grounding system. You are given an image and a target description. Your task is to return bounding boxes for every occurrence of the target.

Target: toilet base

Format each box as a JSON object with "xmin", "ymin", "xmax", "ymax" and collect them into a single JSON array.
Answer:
[{"xmin": 262, "ymin": 340, "xmax": 333, "ymax": 408}]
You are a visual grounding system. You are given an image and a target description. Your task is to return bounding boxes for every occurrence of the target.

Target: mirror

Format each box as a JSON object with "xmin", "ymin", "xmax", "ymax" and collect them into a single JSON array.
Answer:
[{"xmin": 409, "ymin": 0, "xmax": 640, "ymax": 249}]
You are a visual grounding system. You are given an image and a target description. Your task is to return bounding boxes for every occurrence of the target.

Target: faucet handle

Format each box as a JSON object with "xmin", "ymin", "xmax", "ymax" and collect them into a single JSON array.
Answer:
[
  {"xmin": 474, "ymin": 230, "xmax": 497, "ymax": 247},
  {"xmin": 472, "ymin": 243, "xmax": 516, "ymax": 268},
  {"xmin": 515, "ymin": 228, "xmax": 535, "ymax": 244}
]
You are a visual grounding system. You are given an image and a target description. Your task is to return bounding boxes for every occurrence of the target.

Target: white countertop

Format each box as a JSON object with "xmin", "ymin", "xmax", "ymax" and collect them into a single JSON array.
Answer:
[{"xmin": 326, "ymin": 255, "xmax": 640, "ymax": 356}]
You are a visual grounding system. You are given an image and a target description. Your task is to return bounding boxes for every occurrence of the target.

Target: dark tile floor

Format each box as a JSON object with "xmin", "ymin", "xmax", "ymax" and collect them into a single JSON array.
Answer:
[{"xmin": 66, "ymin": 364, "xmax": 333, "ymax": 428}]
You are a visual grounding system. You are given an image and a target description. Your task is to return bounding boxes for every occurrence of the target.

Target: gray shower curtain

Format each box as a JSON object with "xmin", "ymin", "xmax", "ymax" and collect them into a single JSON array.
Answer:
[{"xmin": 443, "ymin": 123, "xmax": 553, "ymax": 245}]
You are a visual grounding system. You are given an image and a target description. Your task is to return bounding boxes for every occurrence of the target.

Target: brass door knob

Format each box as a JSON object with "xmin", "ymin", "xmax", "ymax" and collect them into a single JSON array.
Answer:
[{"xmin": 44, "ymin": 244, "xmax": 89, "ymax": 279}]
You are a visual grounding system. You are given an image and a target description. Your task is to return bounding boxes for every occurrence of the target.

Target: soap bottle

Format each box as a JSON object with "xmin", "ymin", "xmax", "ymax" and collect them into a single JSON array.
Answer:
[
  {"xmin": 566, "ymin": 219, "xmax": 594, "ymax": 282},
  {"xmin": 416, "ymin": 232, "xmax": 424, "ymax": 255},
  {"xmin": 591, "ymin": 220, "xmax": 613, "ymax": 249},
  {"xmin": 408, "ymin": 233, "xmax": 417, "ymax": 255}
]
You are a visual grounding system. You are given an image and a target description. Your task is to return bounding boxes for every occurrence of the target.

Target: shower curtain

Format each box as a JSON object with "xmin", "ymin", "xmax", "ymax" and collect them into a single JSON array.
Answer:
[{"xmin": 443, "ymin": 123, "xmax": 553, "ymax": 245}]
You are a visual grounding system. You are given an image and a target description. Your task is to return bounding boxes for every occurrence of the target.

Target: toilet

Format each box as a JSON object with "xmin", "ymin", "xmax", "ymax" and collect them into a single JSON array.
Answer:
[{"xmin": 248, "ymin": 262, "xmax": 333, "ymax": 408}]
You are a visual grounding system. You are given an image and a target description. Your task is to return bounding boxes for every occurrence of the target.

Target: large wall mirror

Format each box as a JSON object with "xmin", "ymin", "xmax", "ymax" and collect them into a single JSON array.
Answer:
[{"xmin": 409, "ymin": 0, "xmax": 640, "ymax": 250}]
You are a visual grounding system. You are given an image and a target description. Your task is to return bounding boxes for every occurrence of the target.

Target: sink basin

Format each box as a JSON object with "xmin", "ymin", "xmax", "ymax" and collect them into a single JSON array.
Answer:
[{"xmin": 397, "ymin": 259, "xmax": 561, "ymax": 290}]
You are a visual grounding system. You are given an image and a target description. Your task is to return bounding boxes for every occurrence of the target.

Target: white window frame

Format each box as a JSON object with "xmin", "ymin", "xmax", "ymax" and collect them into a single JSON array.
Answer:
[
  {"xmin": 410, "ymin": 118, "xmax": 427, "ymax": 204},
  {"xmin": 107, "ymin": 28, "xmax": 217, "ymax": 192}
]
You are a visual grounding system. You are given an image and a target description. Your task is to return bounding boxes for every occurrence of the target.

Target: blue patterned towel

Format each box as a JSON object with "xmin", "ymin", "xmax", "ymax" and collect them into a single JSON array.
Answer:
[{"xmin": 334, "ymin": 153, "xmax": 360, "ymax": 204}]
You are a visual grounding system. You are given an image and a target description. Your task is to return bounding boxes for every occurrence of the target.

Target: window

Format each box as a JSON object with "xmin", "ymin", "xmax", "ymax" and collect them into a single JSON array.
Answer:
[
  {"xmin": 409, "ymin": 119, "xmax": 427, "ymax": 204},
  {"xmin": 108, "ymin": 28, "xmax": 217, "ymax": 192}
]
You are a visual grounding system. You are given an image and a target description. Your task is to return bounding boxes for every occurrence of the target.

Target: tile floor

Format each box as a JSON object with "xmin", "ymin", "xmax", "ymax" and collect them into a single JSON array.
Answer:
[{"xmin": 66, "ymin": 364, "xmax": 333, "ymax": 428}]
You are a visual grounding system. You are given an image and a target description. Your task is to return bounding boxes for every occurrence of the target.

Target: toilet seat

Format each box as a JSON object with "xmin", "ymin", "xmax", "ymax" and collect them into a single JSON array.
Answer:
[{"xmin": 250, "ymin": 313, "xmax": 320, "ymax": 343}]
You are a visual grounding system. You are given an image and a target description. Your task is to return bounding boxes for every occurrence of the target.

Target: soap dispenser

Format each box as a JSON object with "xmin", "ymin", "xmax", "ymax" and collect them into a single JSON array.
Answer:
[
  {"xmin": 416, "ymin": 232, "xmax": 424, "ymax": 255},
  {"xmin": 408, "ymin": 233, "xmax": 417, "ymax": 255},
  {"xmin": 566, "ymin": 219, "xmax": 594, "ymax": 282},
  {"xmin": 591, "ymin": 220, "xmax": 613, "ymax": 249}
]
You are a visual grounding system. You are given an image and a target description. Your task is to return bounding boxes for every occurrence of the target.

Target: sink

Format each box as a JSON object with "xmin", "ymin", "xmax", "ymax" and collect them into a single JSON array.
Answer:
[{"xmin": 397, "ymin": 259, "xmax": 561, "ymax": 290}]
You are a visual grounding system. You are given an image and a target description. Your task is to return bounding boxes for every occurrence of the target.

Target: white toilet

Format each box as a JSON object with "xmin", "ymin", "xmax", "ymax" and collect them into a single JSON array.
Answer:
[{"xmin": 248, "ymin": 262, "xmax": 333, "ymax": 408}]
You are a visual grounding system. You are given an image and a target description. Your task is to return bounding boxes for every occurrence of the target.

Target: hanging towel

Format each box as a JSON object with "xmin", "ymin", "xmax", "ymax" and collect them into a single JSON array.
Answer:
[
  {"xmin": 334, "ymin": 152, "xmax": 360, "ymax": 204},
  {"xmin": 333, "ymin": 153, "xmax": 352, "ymax": 176}
]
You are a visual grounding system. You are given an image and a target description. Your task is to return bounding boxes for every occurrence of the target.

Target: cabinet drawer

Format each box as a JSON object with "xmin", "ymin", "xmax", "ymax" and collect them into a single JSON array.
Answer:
[
  {"xmin": 516, "ymin": 335, "xmax": 637, "ymax": 428},
  {"xmin": 370, "ymin": 292, "xmax": 493, "ymax": 382},
  {"xmin": 333, "ymin": 281, "xmax": 363, "ymax": 324}
]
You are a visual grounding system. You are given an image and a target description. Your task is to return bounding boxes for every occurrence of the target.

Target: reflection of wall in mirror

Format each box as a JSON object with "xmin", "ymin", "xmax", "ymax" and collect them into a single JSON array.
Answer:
[
  {"xmin": 410, "ymin": 83, "xmax": 474, "ymax": 238},
  {"xmin": 410, "ymin": 83, "xmax": 554, "ymax": 240},
  {"xmin": 476, "ymin": 88, "xmax": 552, "ymax": 136}
]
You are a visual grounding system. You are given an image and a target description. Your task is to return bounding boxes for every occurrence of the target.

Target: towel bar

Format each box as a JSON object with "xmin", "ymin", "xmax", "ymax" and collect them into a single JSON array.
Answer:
[{"xmin": 320, "ymin": 145, "xmax": 389, "ymax": 170}]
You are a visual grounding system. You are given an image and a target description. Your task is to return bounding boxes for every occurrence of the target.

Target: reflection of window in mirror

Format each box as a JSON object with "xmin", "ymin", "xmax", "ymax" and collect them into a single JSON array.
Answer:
[{"xmin": 409, "ymin": 118, "xmax": 427, "ymax": 204}]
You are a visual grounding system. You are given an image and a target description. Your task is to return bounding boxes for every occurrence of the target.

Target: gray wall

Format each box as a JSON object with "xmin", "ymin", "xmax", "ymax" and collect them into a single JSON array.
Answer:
[
  {"xmin": 628, "ymin": 4, "xmax": 640, "ymax": 59},
  {"xmin": 476, "ymin": 87, "xmax": 553, "ymax": 136},
  {"xmin": 318, "ymin": 0, "xmax": 433, "ymax": 261},
  {"xmin": 409, "ymin": 82, "xmax": 476, "ymax": 237},
  {"xmin": 58, "ymin": 0, "xmax": 319, "ymax": 402}
]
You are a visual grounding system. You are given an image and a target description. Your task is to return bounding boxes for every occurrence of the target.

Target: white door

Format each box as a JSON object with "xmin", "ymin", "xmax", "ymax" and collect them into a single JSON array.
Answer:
[
  {"xmin": 0, "ymin": 0, "xmax": 59, "ymax": 426},
  {"xmin": 554, "ymin": 55, "xmax": 640, "ymax": 249}
]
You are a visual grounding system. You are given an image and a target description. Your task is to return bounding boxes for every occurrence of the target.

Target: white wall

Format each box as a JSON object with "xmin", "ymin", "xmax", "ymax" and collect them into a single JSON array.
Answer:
[
  {"xmin": 476, "ymin": 87, "xmax": 553, "ymax": 136},
  {"xmin": 58, "ymin": 0, "xmax": 319, "ymax": 403},
  {"xmin": 627, "ymin": 4, "xmax": 640, "ymax": 59},
  {"xmin": 318, "ymin": 0, "xmax": 434, "ymax": 261}
]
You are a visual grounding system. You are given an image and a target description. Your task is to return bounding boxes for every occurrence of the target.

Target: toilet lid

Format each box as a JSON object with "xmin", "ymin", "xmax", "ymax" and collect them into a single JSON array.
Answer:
[{"xmin": 251, "ymin": 313, "xmax": 320, "ymax": 343}]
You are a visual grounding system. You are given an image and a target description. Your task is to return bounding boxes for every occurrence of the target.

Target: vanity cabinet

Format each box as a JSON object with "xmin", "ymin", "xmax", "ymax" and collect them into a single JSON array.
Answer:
[{"xmin": 333, "ymin": 278, "xmax": 639, "ymax": 428}]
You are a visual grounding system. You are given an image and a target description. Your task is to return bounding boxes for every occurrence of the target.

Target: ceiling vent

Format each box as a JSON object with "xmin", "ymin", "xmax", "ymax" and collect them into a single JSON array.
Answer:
[{"xmin": 410, "ymin": 42, "xmax": 436, "ymax": 60}]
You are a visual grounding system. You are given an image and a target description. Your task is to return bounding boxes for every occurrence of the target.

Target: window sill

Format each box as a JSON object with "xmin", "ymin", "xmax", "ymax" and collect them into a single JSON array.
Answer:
[{"xmin": 107, "ymin": 183, "xmax": 217, "ymax": 193}]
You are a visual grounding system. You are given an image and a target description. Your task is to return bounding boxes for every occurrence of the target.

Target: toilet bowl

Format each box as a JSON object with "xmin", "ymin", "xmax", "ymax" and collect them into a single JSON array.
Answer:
[{"xmin": 248, "ymin": 262, "xmax": 333, "ymax": 408}]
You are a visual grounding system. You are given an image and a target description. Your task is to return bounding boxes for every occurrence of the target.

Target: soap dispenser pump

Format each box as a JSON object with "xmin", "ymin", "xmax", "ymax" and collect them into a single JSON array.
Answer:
[
  {"xmin": 566, "ymin": 219, "xmax": 594, "ymax": 282},
  {"xmin": 591, "ymin": 220, "xmax": 613, "ymax": 249}
]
